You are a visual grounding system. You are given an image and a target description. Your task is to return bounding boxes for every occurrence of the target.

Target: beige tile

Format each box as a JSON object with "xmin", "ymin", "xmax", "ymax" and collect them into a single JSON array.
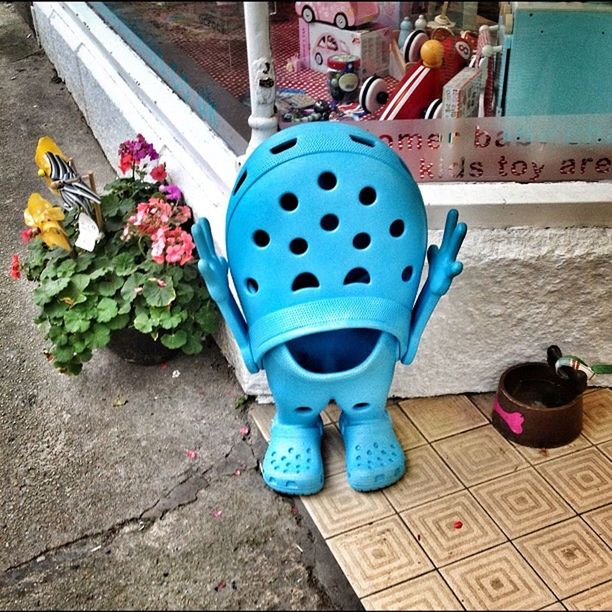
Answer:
[
  {"xmin": 323, "ymin": 424, "xmax": 345, "ymax": 476},
  {"xmin": 468, "ymin": 392, "xmax": 496, "ymax": 421},
  {"xmin": 400, "ymin": 490, "xmax": 506, "ymax": 567},
  {"xmin": 600, "ymin": 439, "xmax": 612, "ymax": 460},
  {"xmin": 539, "ymin": 604, "xmax": 566, "ymax": 611},
  {"xmin": 433, "ymin": 426, "xmax": 529, "ymax": 487},
  {"xmin": 384, "ymin": 445, "xmax": 463, "ymax": 512},
  {"xmin": 301, "ymin": 472, "xmax": 394, "ymax": 539},
  {"xmin": 563, "ymin": 581, "xmax": 612, "ymax": 611},
  {"xmin": 513, "ymin": 434, "xmax": 592, "ymax": 465},
  {"xmin": 389, "ymin": 403, "xmax": 427, "ymax": 450},
  {"xmin": 537, "ymin": 448, "xmax": 612, "ymax": 513},
  {"xmin": 327, "ymin": 515, "xmax": 433, "ymax": 598},
  {"xmin": 399, "ymin": 395, "xmax": 488, "ymax": 441},
  {"xmin": 472, "ymin": 468, "xmax": 575, "ymax": 539},
  {"xmin": 581, "ymin": 389, "xmax": 612, "ymax": 444},
  {"xmin": 582, "ymin": 504, "xmax": 612, "ymax": 547},
  {"xmin": 362, "ymin": 571, "xmax": 463, "ymax": 611},
  {"xmin": 440, "ymin": 543, "xmax": 556, "ymax": 611},
  {"xmin": 250, "ymin": 402, "xmax": 275, "ymax": 441},
  {"xmin": 515, "ymin": 517, "xmax": 612, "ymax": 600}
]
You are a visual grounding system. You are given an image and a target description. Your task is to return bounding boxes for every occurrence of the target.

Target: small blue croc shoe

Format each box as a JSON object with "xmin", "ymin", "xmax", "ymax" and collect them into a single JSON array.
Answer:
[
  {"xmin": 262, "ymin": 417, "xmax": 325, "ymax": 495},
  {"xmin": 339, "ymin": 411, "xmax": 405, "ymax": 492}
]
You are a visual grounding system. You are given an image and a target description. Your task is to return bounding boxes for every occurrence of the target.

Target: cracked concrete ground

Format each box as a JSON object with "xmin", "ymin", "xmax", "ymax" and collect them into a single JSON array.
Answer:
[{"xmin": 0, "ymin": 3, "xmax": 361, "ymax": 609}]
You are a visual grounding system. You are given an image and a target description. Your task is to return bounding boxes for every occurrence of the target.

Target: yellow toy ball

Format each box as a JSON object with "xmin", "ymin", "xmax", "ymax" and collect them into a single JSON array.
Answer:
[
  {"xmin": 420, "ymin": 39, "xmax": 445, "ymax": 68},
  {"xmin": 37, "ymin": 168, "xmax": 46, "ymax": 177}
]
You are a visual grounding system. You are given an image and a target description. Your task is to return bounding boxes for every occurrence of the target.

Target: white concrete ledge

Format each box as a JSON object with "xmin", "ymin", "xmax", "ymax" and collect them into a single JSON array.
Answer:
[{"xmin": 32, "ymin": 2, "xmax": 612, "ymax": 399}]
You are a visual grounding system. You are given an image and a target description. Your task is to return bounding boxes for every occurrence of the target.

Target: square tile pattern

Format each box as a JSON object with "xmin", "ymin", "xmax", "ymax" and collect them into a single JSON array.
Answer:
[{"xmin": 250, "ymin": 390, "xmax": 612, "ymax": 610}]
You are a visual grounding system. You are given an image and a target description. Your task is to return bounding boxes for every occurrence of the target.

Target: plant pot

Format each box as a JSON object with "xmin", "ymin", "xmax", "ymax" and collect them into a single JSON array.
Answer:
[
  {"xmin": 493, "ymin": 362, "xmax": 583, "ymax": 448},
  {"xmin": 107, "ymin": 328, "xmax": 178, "ymax": 365}
]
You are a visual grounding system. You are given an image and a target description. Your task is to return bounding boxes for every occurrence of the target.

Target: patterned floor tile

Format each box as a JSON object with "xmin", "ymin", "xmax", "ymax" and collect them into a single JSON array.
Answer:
[
  {"xmin": 581, "ymin": 389, "xmax": 612, "ymax": 444},
  {"xmin": 399, "ymin": 395, "xmax": 488, "ymax": 441},
  {"xmin": 515, "ymin": 517, "xmax": 612, "ymax": 600},
  {"xmin": 539, "ymin": 604, "xmax": 566, "ymax": 611},
  {"xmin": 582, "ymin": 504, "xmax": 612, "ymax": 547},
  {"xmin": 467, "ymin": 392, "xmax": 496, "ymax": 421},
  {"xmin": 322, "ymin": 402, "xmax": 340, "ymax": 424},
  {"xmin": 301, "ymin": 472, "xmax": 394, "ymax": 539},
  {"xmin": 563, "ymin": 581, "xmax": 612, "ymax": 611},
  {"xmin": 513, "ymin": 434, "xmax": 592, "ymax": 465},
  {"xmin": 537, "ymin": 448, "xmax": 612, "ymax": 513},
  {"xmin": 323, "ymin": 424, "xmax": 345, "ymax": 477},
  {"xmin": 383, "ymin": 445, "xmax": 464, "ymax": 512},
  {"xmin": 389, "ymin": 403, "xmax": 427, "ymax": 450},
  {"xmin": 440, "ymin": 543, "xmax": 556, "ymax": 610},
  {"xmin": 471, "ymin": 468, "xmax": 575, "ymax": 539},
  {"xmin": 327, "ymin": 515, "xmax": 433, "ymax": 598},
  {"xmin": 433, "ymin": 426, "xmax": 529, "ymax": 487},
  {"xmin": 600, "ymin": 439, "xmax": 612, "ymax": 460},
  {"xmin": 362, "ymin": 572, "xmax": 463, "ymax": 611},
  {"xmin": 400, "ymin": 490, "xmax": 506, "ymax": 567}
]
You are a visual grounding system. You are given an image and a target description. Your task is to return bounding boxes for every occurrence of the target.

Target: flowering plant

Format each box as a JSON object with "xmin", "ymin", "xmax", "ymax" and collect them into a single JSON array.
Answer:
[{"xmin": 16, "ymin": 134, "xmax": 218, "ymax": 374}]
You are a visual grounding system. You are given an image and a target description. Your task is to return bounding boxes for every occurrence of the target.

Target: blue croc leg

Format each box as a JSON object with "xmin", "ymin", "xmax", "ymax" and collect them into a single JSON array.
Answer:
[{"xmin": 335, "ymin": 334, "xmax": 405, "ymax": 492}]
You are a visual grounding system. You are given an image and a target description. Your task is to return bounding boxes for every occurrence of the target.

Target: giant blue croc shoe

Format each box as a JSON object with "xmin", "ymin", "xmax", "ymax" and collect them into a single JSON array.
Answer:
[{"xmin": 193, "ymin": 121, "xmax": 466, "ymax": 495}]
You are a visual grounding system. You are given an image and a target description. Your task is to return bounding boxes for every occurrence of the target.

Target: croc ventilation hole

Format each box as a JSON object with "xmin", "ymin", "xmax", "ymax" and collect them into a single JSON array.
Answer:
[
  {"xmin": 390, "ymin": 219, "xmax": 405, "ymax": 237},
  {"xmin": 270, "ymin": 137, "xmax": 297, "ymax": 154},
  {"xmin": 344, "ymin": 268, "xmax": 370, "ymax": 285},
  {"xmin": 350, "ymin": 133, "xmax": 375, "ymax": 147},
  {"xmin": 353, "ymin": 402, "xmax": 371, "ymax": 410},
  {"xmin": 359, "ymin": 186, "xmax": 377, "ymax": 205},
  {"xmin": 253, "ymin": 230, "xmax": 270, "ymax": 247},
  {"xmin": 402, "ymin": 266, "xmax": 413, "ymax": 282},
  {"xmin": 295, "ymin": 406, "xmax": 314, "ymax": 413},
  {"xmin": 233, "ymin": 169, "xmax": 247, "ymax": 195},
  {"xmin": 353, "ymin": 233, "xmax": 371, "ymax": 249},
  {"xmin": 290, "ymin": 238, "xmax": 308, "ymax": 255},
  {"xmin": 292, "ymin": 273, "xmax": 319, "ymax": 291},
  {"xmin": 318, "ymin": 172, "xmax": 337, "ymax": 190},
  {"xmin": 246, "ymin": 278, "xmax": 259, "ymax": 294},
  {"xmin": 320, "ymin": 214, "xmax": 339, "ymax": 231},
  {"xmin": 280, "ymin": 192, "xmax": 298, "ymax": 211}
]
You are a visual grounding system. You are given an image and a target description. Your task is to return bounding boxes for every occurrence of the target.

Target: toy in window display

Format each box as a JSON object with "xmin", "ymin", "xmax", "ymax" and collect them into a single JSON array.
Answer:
[
  {"xmin": 295, "ymin": 2, "xmax": 380, "ymax": 29},
  {"xmin": 193, "ymin": 122, "xmax": 466, "ymax": 496}
]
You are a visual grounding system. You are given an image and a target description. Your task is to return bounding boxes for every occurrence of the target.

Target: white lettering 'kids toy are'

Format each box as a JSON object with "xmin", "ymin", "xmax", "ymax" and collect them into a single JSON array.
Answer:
[{"xmin": 193, "ymin": 122, "xmax": 466, "ymax": 495}]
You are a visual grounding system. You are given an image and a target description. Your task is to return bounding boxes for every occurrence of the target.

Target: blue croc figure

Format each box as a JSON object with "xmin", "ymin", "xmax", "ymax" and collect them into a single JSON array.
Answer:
[{"xmin": 193, "ymin": 122, "xmax": 466, "ymax": 495}]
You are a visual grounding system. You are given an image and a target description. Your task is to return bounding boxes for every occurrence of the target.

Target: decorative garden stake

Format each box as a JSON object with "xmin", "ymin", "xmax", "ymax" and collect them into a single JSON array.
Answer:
[{"xmin": 193, "ymin": 122, "xmax": 466, "ymax": 495}]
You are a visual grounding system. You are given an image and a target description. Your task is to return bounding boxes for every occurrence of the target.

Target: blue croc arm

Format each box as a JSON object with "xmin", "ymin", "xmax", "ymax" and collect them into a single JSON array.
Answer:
[
  {"xmin": 402, "ymin": 209, "xmax": 467, "ymax": 365},
  {"xmin": 193, "ymin": 218, "xmax": 259, "ymax": 373}
]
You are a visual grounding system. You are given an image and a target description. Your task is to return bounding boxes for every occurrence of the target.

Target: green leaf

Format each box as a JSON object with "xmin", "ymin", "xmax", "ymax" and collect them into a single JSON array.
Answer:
[
  {"xmin": 96, "ymin": 297, "xmax": 118, "ymax": 323},
  {"xmin": 56, "ymin": 259, "xmax": 78, "ymax": 278},
  {"xmin": 96, "ymin": 273, "xmax": 123, "ymax": 297},
  {"xmin": 120, "ymin": 274, "xmax": 145, "ymax": 303},
  {"xmin": 143, "ymin": 278, "xmax": 176, "ymax": 307},
  {"xmin": 182, "ymin": 333, "xmax": 202, "ymax": 355},
  {"xmin": 107, "ymin": 313, "xmax": 130, "ymax": 331},
  {"xmin": 133, "ymin": 311, "xmax": 153, "ymax": 334},
  {"xmin": 160, "ymin": 330, "xmax": 187, "ymax": 349},
  {"xmin": 59, "ymin": 274, "xmax": 92, "ymax": 305},
  {"xmin": 195, "ymin": 304, "xmax": 219, "ymax": 333},
  {"xmin": 90, "ymin": 323, "xmax": 110, "ymax": 349},
  {"xmin": 159, "ymin": 309, "xmax": 186, "ymax": 330},
  {"xmin": 39, "ymin": 276, "xmax": 71, "ymax": 299},
  {"xmin": 64, "ymin": 310, "xmax": 91, "ymax": 333},
  {"xmin": 176, "ymin": 283, "xmax": 195, "ymax": 304},
  {"xmin": 54, "ymin": 345, "xmax": 75, "ymax": 362},
  {"xmin": 182, "ymin": 265, "xmax": 198, "ymax": 281},
  {"xmin": 113, "ymin": 252, "xmax": 138, "ymax": 276}
]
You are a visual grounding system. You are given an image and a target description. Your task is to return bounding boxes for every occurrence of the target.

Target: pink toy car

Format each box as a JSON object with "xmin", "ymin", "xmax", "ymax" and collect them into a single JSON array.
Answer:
[
  {"xmin": 312, "ymin": 32, "xmax": 350, "ymax": 66},
  {"xmin": 295, "ymin": 2, "xmax": 379, "ymax": 30}
]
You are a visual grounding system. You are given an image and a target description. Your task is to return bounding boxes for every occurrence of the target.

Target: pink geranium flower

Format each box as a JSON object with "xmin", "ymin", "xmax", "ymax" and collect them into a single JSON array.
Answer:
[
  {"xmin": 10, "ymin": 254, "xmax": 21, "ymax": 280},
  {"xmin": 150, "ymin": 164, "xmax": 167, "ymax": 182}
]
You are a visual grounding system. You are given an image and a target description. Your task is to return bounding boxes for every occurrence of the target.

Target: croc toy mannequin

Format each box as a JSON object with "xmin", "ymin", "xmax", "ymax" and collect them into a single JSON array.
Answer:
[{"xmin": 193, "ymin": 122, "xmax": 466, "ymax": 495}]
